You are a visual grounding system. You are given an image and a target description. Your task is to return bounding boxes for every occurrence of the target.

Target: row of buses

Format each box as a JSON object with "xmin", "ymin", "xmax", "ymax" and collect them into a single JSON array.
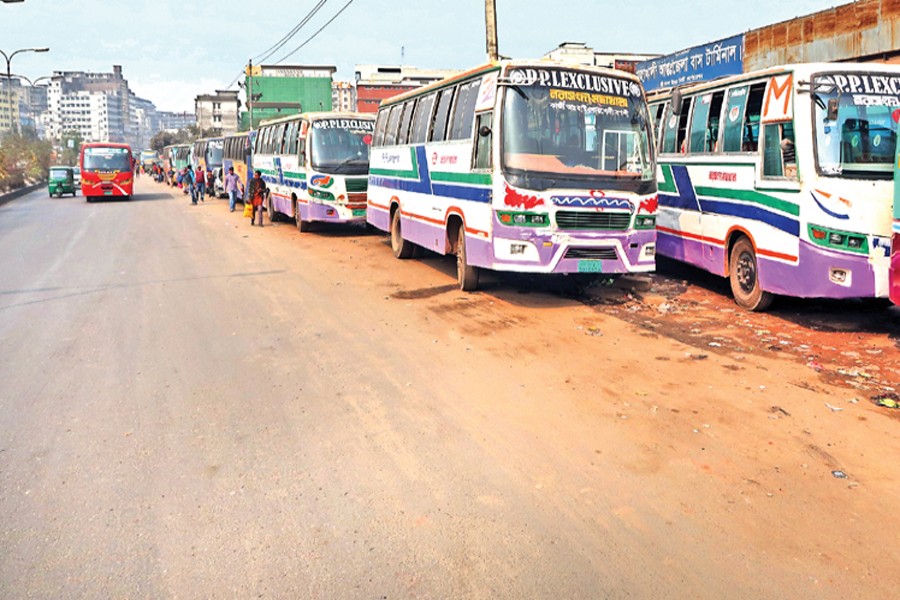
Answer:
[{"xmin": 176, "ymin": 59, "xmax": 900, "ymax": 310}]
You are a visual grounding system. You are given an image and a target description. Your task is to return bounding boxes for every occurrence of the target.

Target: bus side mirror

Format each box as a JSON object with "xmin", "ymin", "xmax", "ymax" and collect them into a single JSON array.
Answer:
[
  {"xmin": 671, "ymin": 88, "xmax": 684, "ymax": 116},
  {"xmin": 826, "ymin": 98, "xmax": 839, "ymax": 121},
  {"xmin": 479, "ymin": 126, "xmax": 492, "ymax": 137}
]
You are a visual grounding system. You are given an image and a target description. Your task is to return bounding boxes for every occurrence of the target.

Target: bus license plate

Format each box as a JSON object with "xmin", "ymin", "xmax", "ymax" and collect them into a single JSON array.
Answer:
[
  {"xmin": 104, "ymin": 191, "xmax": 113, "ymax": 196},
  {"xmin": 352, "ymin": 209, "xmax": 366, "ymax": 217},
  {"xmin": 577, "ymin": 260, "xmax": 603, "ymax": 273}
]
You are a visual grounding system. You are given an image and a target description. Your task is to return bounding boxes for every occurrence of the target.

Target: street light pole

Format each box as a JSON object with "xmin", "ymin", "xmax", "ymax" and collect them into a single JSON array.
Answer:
[{"xmin": 0, "ymin": 47, "xmax": 49, "ymax": 135}]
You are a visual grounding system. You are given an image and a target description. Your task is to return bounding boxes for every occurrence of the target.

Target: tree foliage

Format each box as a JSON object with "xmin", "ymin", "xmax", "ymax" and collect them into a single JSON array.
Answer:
[{"xmin": 0, "ymin": 128, "xmax": 53, "ymax": 192}]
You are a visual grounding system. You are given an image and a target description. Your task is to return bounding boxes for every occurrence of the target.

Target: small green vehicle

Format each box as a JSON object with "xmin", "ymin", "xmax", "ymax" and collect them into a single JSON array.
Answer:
[{"xmin": 48, "ymin": 166, "xmax": 76, "ymax": 197}]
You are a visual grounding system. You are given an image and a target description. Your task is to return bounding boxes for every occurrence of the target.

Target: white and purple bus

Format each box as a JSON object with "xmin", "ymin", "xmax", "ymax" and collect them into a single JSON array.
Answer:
[
  {"xmin": 252, "ymin": 112, "xmax": 374, "ymax": 231},
  {"xmin": 366, "ymin": 60, "xmax": 658, "ymax": 291}
]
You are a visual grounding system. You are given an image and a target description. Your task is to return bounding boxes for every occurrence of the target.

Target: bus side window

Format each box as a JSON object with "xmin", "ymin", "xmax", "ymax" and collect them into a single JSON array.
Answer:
[
  {"xmin": 449, "ymin": 80, "xmax": 479, "ymax": 140},
  {"xmin": 398, "ymin": 100, "xmax": 416, "ymax": 145},
  {"xmin": 411, "ymin": 93, "xmax": 436, "ymax": 144},
  {"xmin": 688, "ymin": 93, "xmax": 712, "ymax": 153},
  {"xmin": 676, "ymin": 97, "xmax": 693, "ymax": 153},
  {"xmin": 741, "ymin": 83, "xmax": 766, "ymax": 152},
  {"xmin": 721, "ymin": 86, "xmax": 748, "ymax": 152},
  {"xmin": 706, "ymin": 91, "xmax": 725, "ymax": 152},
  {"xmin": 373, "ymin": 109, "xmax": 388, "ymax": 146},
  {"xmin": 298, "ymin": 121, "xmax": 308, "ymax": 165},
  {"xmin": 661, "ymin": 104, "xmax": 678, "ymax": 153},
  {"xmin": 762, "ymin": 121, "xmax": 797, "ymax": 180},
  {"xmin": 285, "ymin": 121, "xmax": 298, "ymax": 156},
  {"xmin": 430, "ymin": 86, "xmax": 456, "ymax": 142},
  {"xmin": 275, "ymin": 124, "xmax": 287, "ymax": 154},
  {"xmin": 384, "ymin": 105, "xmax": 401, "ymax": 147},
  {"xmin": 473, "ymin": 111, "xmax": 493, "ymax": 170}
]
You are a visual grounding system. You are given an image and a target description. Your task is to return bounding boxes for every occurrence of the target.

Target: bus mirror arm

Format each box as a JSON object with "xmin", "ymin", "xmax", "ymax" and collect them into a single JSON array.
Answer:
[{"xmin": 671, "ymin": 88, "xmax": 684, "ymax": 116}]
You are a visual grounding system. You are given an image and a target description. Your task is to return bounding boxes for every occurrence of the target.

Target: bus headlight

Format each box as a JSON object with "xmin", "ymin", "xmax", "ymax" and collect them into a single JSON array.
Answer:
[
  {"xmin": 635, "ymin": 216, "xmax": 656, "ymax": 229},
  {"xmin": 497, "ymin": 211, "xmax": 549, "ymax": 227}
]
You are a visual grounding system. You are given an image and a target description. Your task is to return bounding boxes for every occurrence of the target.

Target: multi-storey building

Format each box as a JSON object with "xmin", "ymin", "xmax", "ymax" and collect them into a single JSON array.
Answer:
[
  {"xmin": 157, "ymin": 111, "xmax": 195, "ymax": 132},
  {"xmin": 331, "ymin": 81, "xmax": 357, "ymax": 112},
  {"xmin": 241, "ymin": 64, "xmax": 336, "ymax": 129},
  {"xmin": 194, "ymin": 90, "xmax": 240, "ymax": 135},
  {"xmin": 354, "ymin": 65, "xmax": 463, "ymax": 113}
]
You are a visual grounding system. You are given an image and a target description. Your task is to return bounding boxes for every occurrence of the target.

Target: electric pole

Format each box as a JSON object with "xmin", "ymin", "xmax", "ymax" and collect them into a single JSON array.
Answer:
[
  {"xmin": 484, "ymin": 0, "xmax": 499, "ymax": 62},
  {"xmin": 247, "ymin": 59, "xmax": 254, "ymax": 130}
]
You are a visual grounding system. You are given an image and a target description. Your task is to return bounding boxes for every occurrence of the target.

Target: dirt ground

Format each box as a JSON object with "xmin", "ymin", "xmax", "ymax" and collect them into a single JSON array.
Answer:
[{"xmin": 5, "ymin": 178, "xmax": 898, "ymax": 598}]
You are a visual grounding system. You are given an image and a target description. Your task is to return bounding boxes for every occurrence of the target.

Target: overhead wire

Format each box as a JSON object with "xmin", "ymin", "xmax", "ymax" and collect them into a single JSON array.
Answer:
[
  {"xmin": 254, "ymin": 0, "xmax": 329, "ymax": 65},
  {"xmin": 274, "ymin": 0, "xmax": 355, "ymax": 65}
]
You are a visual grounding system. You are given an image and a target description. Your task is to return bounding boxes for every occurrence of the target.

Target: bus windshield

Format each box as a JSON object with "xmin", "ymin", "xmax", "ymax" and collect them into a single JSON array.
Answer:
[
  {"xmin": 813, "ymin": 72, "xmax": 899, "ymax": 179},
  {"xmin": 502, "ymin": 67, "xmax": 654, "ymax": 192},
  {"xmin": 83, "ymin": 147, "xmax": 131, "ymax": 172},
  {"xmin": 310, "ymin": 118, "xmax": 374, "ymax": 175},
  {"xmin": 208, "ymin": 141, "xmax": 224, "ymax": 168}
]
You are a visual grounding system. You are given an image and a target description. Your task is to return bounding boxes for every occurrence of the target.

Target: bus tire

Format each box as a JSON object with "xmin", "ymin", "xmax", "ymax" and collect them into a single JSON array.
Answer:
[
  {"xmin": 457, "ymin": 227, "xmax": 479, "ymax": 291},
  {"xmin": 729, "ymin": 236, "xmax": 773, "ymax": 311},
  {"xmin": 295, "ymin": 200, "xmax": 312, "ymax": 232},
  {"xmin": 390, "ymin": 208, "xmax": 415, "ymax": 259},
  {"xmin": 267, "ymin": 196, "xmax": 278, "ymax": 222}
]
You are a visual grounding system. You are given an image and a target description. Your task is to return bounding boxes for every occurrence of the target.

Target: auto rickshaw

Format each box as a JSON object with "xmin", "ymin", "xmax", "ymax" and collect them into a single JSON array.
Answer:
[{"xmin": 48, "ymin": 166, "xmax": 76, "ymax": 197}]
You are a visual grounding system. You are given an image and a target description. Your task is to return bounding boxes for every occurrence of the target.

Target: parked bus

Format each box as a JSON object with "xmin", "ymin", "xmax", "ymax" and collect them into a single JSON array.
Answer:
[
  {"xmin": 367, "ymin": 60, "xmax": 658, "ymax": 290},
  {"xmin": 223, "ymin": 131, "xmax": 253, "ymax": 201},
  {"xmin": 253, "ymin": 112, "xmax": 375, "ymax": 229},
  {"xmin": 139, "ymin": 149, "xmax": 157, "ymax": 170},
  {"xmin": 191, "ymin": 137, "xmax": 224, "ymax": 172},
  {"xmin": 163, "ymin": 143, "xmax": 191, "ymax": 185},
  {"xmin": 647, "ymin": 63, "xmax": 898, "ymax": 310},
  {"xmin": 892, "ymin": 127, "xmax": 900, "ymax": 306},
  {"xmin": 80, "ymin": 142, "xmax": 134, "ymax": 201}
]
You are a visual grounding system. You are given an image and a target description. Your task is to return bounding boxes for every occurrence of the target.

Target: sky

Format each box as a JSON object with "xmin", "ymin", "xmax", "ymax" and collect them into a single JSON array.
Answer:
[{"xmin": 1, "ymin": 0, "xmax": 843, "ymax": 112}]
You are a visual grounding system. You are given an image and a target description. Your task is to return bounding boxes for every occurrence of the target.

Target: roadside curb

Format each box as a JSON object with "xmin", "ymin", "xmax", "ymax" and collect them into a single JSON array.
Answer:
[{"xmin": 0, "ymin": 182, "xmax": 44, "ymax": 208}]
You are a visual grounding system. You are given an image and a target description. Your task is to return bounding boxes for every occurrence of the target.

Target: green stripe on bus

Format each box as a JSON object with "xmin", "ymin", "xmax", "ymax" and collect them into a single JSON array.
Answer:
[
  {"xmin": 431, "ymin": 171, "xmax": 492, "ymax": 185},
  {"xmin": 371, "ymin": 148, "xmax": 419, "ymax": 179},
  {"xmin": 694, "ymin": 186, "xmax": 800, "ymax": 216},
  {"xmin": 659, "ymin": 164, "xmax": 676, "ymax": 193}
]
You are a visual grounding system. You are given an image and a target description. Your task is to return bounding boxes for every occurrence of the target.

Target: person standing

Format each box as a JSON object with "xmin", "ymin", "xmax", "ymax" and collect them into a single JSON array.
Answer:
[
  {"xmin": 195, "ymin": 166, "xmax": 206, "ymax": 202},
  {"xmin": 246, "ymin": 170, "xmax": 268, "ymax": 227},
  {"xmin": 184, "ymin": 167, "xmax": 196, "ymax": 202},
  {"xmin": 224, "ymin": 166, "xmax": 244, "ymax": 213},
  {"xmin": 206, "ymin": 168, "xmax": 215, "ymax": 198}
]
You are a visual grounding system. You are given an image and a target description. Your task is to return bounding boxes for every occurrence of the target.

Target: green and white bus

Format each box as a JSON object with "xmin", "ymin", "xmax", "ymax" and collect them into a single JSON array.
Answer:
[
  {"xmin": 367, "ymin": 60, "xmax": 658, "ymax": 291},
  {"xmin": 648, "ymin": 63, "xmax": 899, "ymax": 310},
  {"xmin": 252, "ymin": 112, "xmax": 375, "ymax": 230}
]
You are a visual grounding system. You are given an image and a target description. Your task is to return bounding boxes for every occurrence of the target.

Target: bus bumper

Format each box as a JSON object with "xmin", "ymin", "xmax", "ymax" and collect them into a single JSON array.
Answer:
[
  {"xmin": 758, "ymin": 238, "xmax": 890, "ymax": 299},
  {"xmin": 484, "ymin": 228, "xmax": 656, "ymax": 274},
  {"xmin": 301, "ymin": 201, "xmax": 366, "ymax": 224}
]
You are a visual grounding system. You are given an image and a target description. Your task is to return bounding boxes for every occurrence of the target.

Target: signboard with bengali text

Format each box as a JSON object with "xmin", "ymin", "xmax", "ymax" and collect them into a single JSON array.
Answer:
[{"xmin": 636, "ymin": 34, "xmax": 744, "ymax": 92}]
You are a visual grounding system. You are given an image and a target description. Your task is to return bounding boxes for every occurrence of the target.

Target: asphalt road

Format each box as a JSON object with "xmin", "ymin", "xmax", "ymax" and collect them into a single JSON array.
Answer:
[{"xmin": 1, "ymin": 180, "xmax": 898, "ymax": 599}]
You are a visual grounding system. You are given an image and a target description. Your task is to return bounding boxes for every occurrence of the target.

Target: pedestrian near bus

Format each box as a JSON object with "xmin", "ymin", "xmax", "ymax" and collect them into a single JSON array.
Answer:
[
  {"xmin": 206, "ymin": 169, "xmax": 215, "ymax": 197},
  {"xmin": 195, "ymin": 166, "xmax": 206, "ymax": 201},
  {"xmin": 183, "ymin": 167, "xmax": 196, "ymax": 201},
  {"xmin": 247, "ymin": 169, "xmax": 268, "ymax": 226},
  {"xmin": 224, "ymin": 166, "xmax": 244, "ymax": 212}
]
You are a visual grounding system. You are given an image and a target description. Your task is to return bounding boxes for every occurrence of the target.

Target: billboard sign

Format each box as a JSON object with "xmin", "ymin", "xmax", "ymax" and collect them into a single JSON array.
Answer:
[{"xmin": 636, "ymin": 34, "xmax": 744, "ymax": 92}]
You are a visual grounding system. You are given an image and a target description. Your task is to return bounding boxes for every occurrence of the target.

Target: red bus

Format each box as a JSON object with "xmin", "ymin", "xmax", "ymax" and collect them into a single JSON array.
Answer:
[{"xmin": 80, "ymin": 142, "xmax": 135, "ymax": 201}]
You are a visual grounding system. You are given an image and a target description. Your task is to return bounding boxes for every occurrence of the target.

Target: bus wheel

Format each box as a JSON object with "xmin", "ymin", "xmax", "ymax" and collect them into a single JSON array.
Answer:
[
  {"xmin": 267, "ymin": 196, "xmax": 278, "ymax": 222},
  {"xmin": 729, "ymin": 236, "xmax": 773, "ymax": 311},
  {"xmin": 295, "ymin": 200, "xmax": 311, "ymax": 232},
  {"xmin": 390, "ymin": 208, "xmax": 415, "ymax": 259},
  {"xmin": 456, "ymin": 227, "xmax": 480, "ymax": 291}
]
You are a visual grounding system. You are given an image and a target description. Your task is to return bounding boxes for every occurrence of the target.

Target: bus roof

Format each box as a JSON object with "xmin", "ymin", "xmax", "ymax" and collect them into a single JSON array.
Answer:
[
  {"xmin": 257, "ymin": 111, "xmax": 375, "ymax": 128},
  {"xmin": 377, "ymin": 58, "xmax": 645, "ymax": 110}
]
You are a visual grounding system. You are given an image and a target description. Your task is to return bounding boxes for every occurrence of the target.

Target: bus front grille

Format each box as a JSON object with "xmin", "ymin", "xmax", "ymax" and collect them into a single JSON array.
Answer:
[
  {"xmin": 564, "ymin": 247, "xmax": 619, "ymax": 260},
  {"xmin": 346, "ymin": 178, "xmax": 368, "ymax": 193},
  {"xmin": 556, "ymin": 211, "xmax": 631, "ymax": 230}
]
